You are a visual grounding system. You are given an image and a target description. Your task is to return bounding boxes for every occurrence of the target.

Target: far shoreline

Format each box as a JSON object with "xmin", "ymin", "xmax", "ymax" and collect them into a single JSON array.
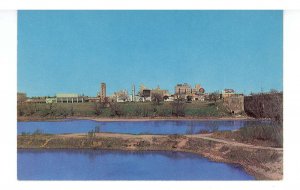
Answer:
[{"xmin": 17, "ymin": 116, "xmax": 262, "ymax": 122}]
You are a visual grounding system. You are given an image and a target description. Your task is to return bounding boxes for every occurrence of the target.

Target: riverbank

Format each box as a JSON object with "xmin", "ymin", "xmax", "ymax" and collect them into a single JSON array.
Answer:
[
  {"xmin": 18, "ymin": 132, "xmax": 282, "ymax": 180},
  {"xmin": 17, "ymin": 101, "xmax": 243, "ymax": 121},
  {"xmin": 17, "ymin": 115, "xmax": 255, "ymax": 122}
]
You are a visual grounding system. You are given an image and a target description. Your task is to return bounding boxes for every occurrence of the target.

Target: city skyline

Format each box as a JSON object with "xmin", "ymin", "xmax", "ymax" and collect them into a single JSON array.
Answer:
[{"xmin": 18, "ymin": 10, "xmax": 283, "ymax": 97}]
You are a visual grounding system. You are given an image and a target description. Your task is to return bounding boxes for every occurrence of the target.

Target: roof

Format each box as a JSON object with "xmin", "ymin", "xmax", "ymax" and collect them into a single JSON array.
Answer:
[{"xmin": 56, "ymin": 93, "xmax": 79, "ymax": 98}]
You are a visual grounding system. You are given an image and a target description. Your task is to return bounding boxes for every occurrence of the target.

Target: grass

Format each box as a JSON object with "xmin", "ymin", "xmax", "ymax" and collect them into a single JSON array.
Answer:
[{"xmin": 18, "ymin": 100, "xmax": 233, "ymax": 119}]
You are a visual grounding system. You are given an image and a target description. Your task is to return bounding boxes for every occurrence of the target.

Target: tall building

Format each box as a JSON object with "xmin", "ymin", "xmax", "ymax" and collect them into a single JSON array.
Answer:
[
  {"xmin": 131, "ymin": 84, "xmax": 136, "ymax": 102},
  {"xmin": 175, "ymin": 83, "xmax": 192, "ymax": 95},
  {"xmin": 174, "ymin": 83, "xmax": 205, "ymax": 101},
  {"xmin": 100, "ymin": 83, "xmax": 106, "ymax": 102}
]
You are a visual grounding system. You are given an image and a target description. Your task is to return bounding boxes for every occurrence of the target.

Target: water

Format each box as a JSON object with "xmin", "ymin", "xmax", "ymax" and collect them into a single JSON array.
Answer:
[
  {"xmin": 18, "ymin": 149, "xmax": 254, "ymax": 180},
  {"xmin": 17, "ymin": 119, "xmax": 270, "ymax": 135}
]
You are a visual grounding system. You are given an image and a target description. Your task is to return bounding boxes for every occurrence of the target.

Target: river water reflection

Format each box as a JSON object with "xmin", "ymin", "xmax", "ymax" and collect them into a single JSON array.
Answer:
[
  {"xmin": 17, "ymin": 119, "xmax": 270, "ymax": 135},
  {"xmin": 18, "ymin": 149, "xmax": 255, "ymax": 180}
]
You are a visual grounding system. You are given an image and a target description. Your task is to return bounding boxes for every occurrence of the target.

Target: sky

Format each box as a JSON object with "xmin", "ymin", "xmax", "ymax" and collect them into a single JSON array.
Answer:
[{"xmin": 17, "ymin": 10, "xmax": 283, "ymax": 97}]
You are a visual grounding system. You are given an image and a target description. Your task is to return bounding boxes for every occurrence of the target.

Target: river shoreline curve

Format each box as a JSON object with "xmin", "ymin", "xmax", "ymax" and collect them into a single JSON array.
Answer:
[{"xmin": 17, "ymin": 132, "xmax": 283, "ymax": 180}]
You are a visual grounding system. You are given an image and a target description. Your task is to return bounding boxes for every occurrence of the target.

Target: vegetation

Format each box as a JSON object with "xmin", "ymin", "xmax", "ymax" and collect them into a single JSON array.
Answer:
[
  {"xmin": 211, "ymin": 123, "xmax": 283, "ymax": 148},
  {"xmin": 239, "ymin": 123, "xmax": 283, "ymax": 147},
  {"xmin": 244, "ymin": 91, "xmax": 283, "ymax": 124},
  {"xmin": 151, "ymin": 93, "xmax": 163, "ymax": 105},
  {"xmin": 171, "ymin": 97, "xmax": 186, "ymax": 117},
  {"xmin": 17, "ymin": 100, "xmax": 233, "ymax": 120}
]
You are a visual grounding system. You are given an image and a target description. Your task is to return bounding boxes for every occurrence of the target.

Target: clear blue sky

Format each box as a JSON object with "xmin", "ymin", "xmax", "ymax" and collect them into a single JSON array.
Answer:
[{"xmin": 18, "ymin": 10, "xmax": 283, "ymax": 97}]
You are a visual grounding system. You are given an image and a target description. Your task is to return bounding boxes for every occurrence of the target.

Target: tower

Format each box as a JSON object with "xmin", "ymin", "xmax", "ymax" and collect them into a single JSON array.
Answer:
[
  {"xmin": 100, "ymin": 83, "xmax": 106, "ymax": 102},
  {"xmin": 132, "ymin": 84, "xmax": 136, "ymax": 102}
]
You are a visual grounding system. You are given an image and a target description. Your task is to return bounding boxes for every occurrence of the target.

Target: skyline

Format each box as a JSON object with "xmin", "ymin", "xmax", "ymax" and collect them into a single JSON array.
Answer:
[{"xmin": 18, "ymin": 10, "xmax": 283, "ymax": 97}]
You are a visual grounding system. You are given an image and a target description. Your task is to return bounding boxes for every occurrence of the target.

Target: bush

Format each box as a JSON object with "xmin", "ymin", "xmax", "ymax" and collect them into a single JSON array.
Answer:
[
  {"xmin": 109, "ymin": 103, "xmax": 124, "ymax": 117},
  {"xmin": 239, "ymin": 124, "xmax": 283, "ymax": 147},
  {"xmin": 171, "ymin": 98, "xmax": 186, "ymax": 117}
]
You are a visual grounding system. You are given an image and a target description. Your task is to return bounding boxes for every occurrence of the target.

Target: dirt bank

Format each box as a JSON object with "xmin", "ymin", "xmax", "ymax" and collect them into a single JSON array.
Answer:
[
  {"xmin": 17, "ymin": 115, "xmax": 255, "ymax": 122},
  {"xmin": 18, "ymin": 132, "xmax": 282, "ymax": 180}
]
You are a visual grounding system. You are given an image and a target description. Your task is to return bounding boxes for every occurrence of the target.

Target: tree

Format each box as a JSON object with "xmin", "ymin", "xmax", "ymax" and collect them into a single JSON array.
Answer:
[
  {"xmin": 244, "ymin": 92, "xmax": 283, "ymax": 124},
  {"xmin": 270, "ymin": 89, "xmax": 279, "ymax": 94},
  {"xmin": 70, "ymin": 106, "xmax": 74, "ymax": 116},
  {"xmin": 118, "ymin": 92, "xmax": 129, "ymax": 102},
  {"xmin": 171, "ymin": 95, "xmax": 186, "ymax": 117},
  {"xmin": 209, "ymin": 91, "xmax": 220, "ymax": 103},
  {"xmin": 151, "ymin": 92, "xmax": 163, "ymax": 105},
  {"xmin": 109, "ymin": 102, "xmax": 123, "ymax": 116},
  {"xmin": 186, "ymin": 95, "xmax": 192, "ymax": 102},
  {"xmin": 94, "ymin": 102, "xmax": 103, "ymax": 116}
]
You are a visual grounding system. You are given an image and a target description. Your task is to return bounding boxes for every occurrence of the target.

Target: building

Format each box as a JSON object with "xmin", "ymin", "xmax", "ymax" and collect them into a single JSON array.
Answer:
[
  {"xmin": 113, "ymin": 90, "xmax": 129, "ymax": 103},
  {"xmin": 100, "ymin": 83, "xmax": 106, "ymax": 102},
  {"xmin": 164, "ymin": 96, "xmax": 174, "ymax": 102},
  {"xmin": 174, "ymin": 83, "xmax": 205, "ymax": 100},
  {"xmin": 56, "ymin": 93, "xmax": 85, "ymax": 103},
  {"xmin": 46, "ymin": 97, "xmax": 57, "ymax": 104},
  {"xmin": 88, "ymin": 97, "xmax": 100, "ymax": 103},
  {"xmin": 150, "ymin": 86, "xmax": 169, "ymax": 97},
  {"xmin": 139, "ymin": 87, "xmax": 151, "ymax": 102},
  {"xmin": 221, "ymin": 89, "xmax": 235, "ymax": 98},
  {"xmin": 131, "ymin": 84, "xmax": 136, "ymax": 102},
  {"xmin": 175, "ymin": 83, "xmax": 192, "ymax": 95},
  {"xmin": 25, "ymin": 97, "xmax": 46, "ymax": 104}
]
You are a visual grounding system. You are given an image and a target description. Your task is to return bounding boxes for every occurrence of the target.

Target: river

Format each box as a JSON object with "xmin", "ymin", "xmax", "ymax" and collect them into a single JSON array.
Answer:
[
  {"xmin": 17, "ymin": 119, "xmax": 267, "ymax": 180},
  {"xmin": 18, "ymin": 149, "xmax": 254, "ymax": 180},
  {"xmin": 17, "ymin": 119, "xmax": 270, "ymax": 135}
]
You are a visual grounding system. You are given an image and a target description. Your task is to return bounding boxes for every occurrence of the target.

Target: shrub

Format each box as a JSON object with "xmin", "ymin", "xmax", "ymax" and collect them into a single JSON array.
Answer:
[
  {"xmin": 171, "ymin": 98, "xmax": 186, "ymax": 117},
  {"xmin": 239, "ymin": 124, "xmax": 283, "ymax": 147},
  {"xmin": 109, "ymin": 102, "xmax": 124, "ymax": 117}
]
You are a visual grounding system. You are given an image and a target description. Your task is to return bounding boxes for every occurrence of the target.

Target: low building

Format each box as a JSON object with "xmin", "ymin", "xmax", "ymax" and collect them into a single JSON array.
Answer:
[
  {"xmin": 46, "ymin": 97, "xmax": 57, "ymax": 104},
  {"xmin": 56, "ymin": 93, "xmax": 85, "ymax": 103},
  {"xmin": 88, "ymin": 97, "xmax": 100, "ymax": 103},
  {"xmin": 164, "ymin": 96, "xmax": 174, "ymax": 102},
  {"xmin": 25, "ymin": 98, "xmax": 46, "ymax": 104},
  {"xmin": 113, "ymin": 90, "xmax": 129, "ymax": 103},
  {"xmin": 191, "ymin": 94, "xmax": 205, "ymax": 101},
  {"xmin": 221, "ymin": 89, "xmax": 235, "ymax": 98},
  {"xmin": 129, "ymin": 95, "xmax": 143, "ymax": 102},
  {"xmin": 140, "ymin": 89, "xmax": 151, "ymax": 102}
]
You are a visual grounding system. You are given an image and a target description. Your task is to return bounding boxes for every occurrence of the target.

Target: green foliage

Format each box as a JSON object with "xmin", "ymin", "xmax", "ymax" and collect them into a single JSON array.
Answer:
[{"xmin": 18, "ymin": 101, "xmax": 233, "ymax": 119}]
